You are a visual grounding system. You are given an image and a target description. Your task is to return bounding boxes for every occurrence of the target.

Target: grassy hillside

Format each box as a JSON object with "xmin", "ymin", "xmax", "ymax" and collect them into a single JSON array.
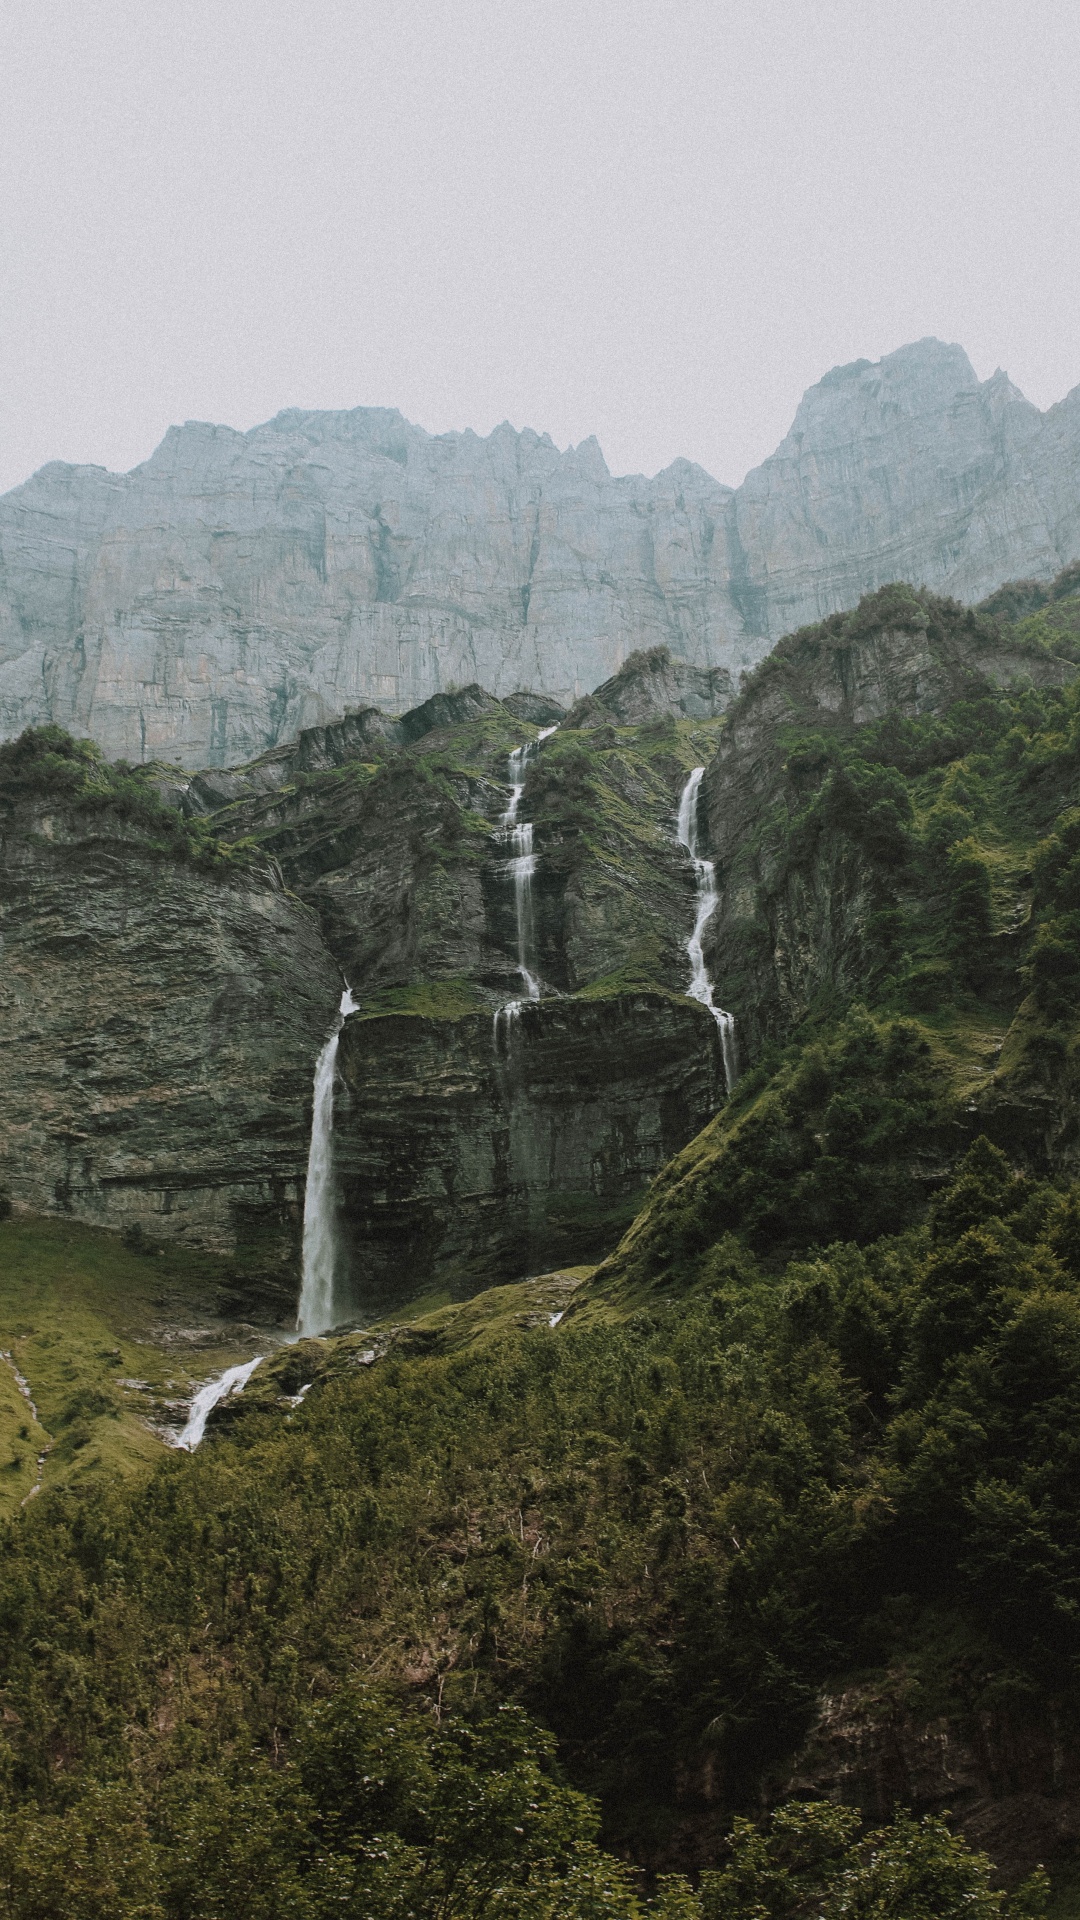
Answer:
[{"xmin": 0, "ymin": 1217, "xmax": 265, "ymax": 1518}]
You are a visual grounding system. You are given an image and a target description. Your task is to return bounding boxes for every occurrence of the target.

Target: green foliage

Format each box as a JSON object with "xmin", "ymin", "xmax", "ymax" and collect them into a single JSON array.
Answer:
[
  {"xmin": 6, "ymin": 595, "xmax": 1080, "ymax": 1908},
  {"xmin": 605, "ymin": 1008, "xmax": 942, "ymax": 1283},
  {"xmin": 356, "ymin": 977, "xmax": 487, "ymax": 1021},
  {"xmin": 523, "ymin": 738, "xmax": 606, "ymax": 838},
  {"xmin": 700, "ymin": 1802, "xmax": 1048, "ymax": 1919},
  {"xmin": 3, "ymin": 1144, "xmax": 1080, "ymax": 1907},
  {"xmin": 0, "ymin": 727, "xmax": 246, "ymax": 869},
  {"xmin": 720, "ymin": 612, "xmax": 1080, "ymax": 1046},
  {"xmin": 944, "ymin": 835, "xmax": 994, "ymax": 979}
]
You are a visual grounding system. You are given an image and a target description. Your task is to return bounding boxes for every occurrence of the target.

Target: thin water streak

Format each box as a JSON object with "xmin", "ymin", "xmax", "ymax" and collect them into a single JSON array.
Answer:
[
  {"xmin": 493, "ymin": 727, "xmax": 557, "ymax": 1042},
  {"xmin": 676, "ymin": 767, "xmax": 738, "ymax": 1092}
]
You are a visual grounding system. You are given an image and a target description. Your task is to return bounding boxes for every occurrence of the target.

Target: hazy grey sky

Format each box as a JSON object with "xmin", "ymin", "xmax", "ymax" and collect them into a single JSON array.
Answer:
[{"xmin": 2, "ymin": 0, "xmax": 1079, "ymax": 497}]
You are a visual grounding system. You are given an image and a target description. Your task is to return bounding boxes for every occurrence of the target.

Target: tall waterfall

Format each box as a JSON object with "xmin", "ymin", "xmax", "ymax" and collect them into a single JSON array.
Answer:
[
  {"xmin": 494, "ymin": 728, "xmax": 557, "ymax": 1040},
  {"xmin": 296, "ymin": 985, "xmax": 358, "ymax": 1336},
  {"xmin": 676, "ymin": 767, "xmax": 738, "ymax": 1092}
]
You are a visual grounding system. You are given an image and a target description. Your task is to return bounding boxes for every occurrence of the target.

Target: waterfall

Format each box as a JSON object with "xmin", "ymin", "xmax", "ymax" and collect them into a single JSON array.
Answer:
[
  {"xmin": 494, "ymin": 728, "xmax": 557, "ymax": 1041},
  {"xmin": 509, "ymin": 818, "xmax": 540, "ymax": 1002},
  {"xmin": 175, "ymin": 1355, "xmax": 263, "ymax": 1451},
  {"xmin": 296, "ymin": 984, "xmax": 358, "ymax": 1337},
  {"xmin": 676, "ymin": 767, "xmax": 738, "ymax": 1092}
]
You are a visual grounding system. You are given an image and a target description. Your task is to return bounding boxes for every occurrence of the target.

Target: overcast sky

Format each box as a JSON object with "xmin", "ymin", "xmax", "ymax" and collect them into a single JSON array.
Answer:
[{"xmin": 2, "ymin": 0, "xmax": 1078, "ymax": 497}]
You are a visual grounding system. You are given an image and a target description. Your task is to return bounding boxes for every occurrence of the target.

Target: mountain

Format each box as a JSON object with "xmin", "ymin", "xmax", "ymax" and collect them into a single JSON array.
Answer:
[
  {"xmin": 3, "ymin": 576, "xmax": 1077, "ymax": 1323},
  {"xmin": 2, "ymin": 339, "xmax": 1079, "ymax": 767},
  {"xmin": 2, "ymin": 576, "xmax": 1080, "ymax": 1908}
]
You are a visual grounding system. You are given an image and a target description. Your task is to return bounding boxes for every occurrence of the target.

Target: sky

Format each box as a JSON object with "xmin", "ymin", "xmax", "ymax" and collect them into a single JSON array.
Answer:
[{"xmin": 1, "ymin": 0, "xmax": 1079, "ymax": 498}]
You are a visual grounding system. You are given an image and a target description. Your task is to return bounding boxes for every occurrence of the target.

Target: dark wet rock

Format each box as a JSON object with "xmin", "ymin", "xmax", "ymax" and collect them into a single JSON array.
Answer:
[
  {"xmin": 334, "ymin": 992, "xmax": 724, "ymax": 1311},
  {"xmin": 0, "ymin": 789, "xmax": 340, "ymax": 1295}
]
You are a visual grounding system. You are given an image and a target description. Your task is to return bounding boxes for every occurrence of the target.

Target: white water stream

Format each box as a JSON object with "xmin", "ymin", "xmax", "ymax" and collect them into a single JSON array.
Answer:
[
  {"xmin": 175, "ymin": 982, "xmax": 359, "ymax": 1448},
  {"xmin": 676, "ymin": 767, "xmax": 738, "ymax": 1092},
  {"xmin": 175, "ymin": 1355, "xmax": 263, "ymax": 1451},
  {"xmin": 494, "ymin": 728, "xmax": 557, "ymax": 1041},
  {"xmin": 297, "ymin": 985, "xmax": 359, "ymax": 1336},
  {"xmin": 1, "ymin": 1348, "xmax": 51, "ymax": 1502}
]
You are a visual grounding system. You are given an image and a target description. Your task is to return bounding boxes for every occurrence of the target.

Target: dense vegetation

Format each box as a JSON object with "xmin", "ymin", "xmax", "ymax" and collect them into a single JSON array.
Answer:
[
  {"xmin": 714, "ymin": 585, "xmax": 1080, "ymax": 1045},
  {"xmin": 0, "ymin": 1138, "xmax": 1078, "ymax": 1914}
]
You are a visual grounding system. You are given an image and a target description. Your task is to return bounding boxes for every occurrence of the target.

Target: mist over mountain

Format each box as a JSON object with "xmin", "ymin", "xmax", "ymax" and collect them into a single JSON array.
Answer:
[{"xmin": 2, "ymin": 336, "xmax": 1079, "ymax": 768}]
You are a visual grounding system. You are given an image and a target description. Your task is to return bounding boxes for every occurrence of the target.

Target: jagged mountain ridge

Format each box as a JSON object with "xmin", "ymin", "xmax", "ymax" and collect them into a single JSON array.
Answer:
[{"xmin": 2, "ymin": 338, "xmax": 1079, "ymax": 766}]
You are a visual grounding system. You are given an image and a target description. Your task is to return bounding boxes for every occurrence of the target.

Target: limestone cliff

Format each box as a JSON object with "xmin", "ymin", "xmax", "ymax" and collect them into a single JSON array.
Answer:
[{"xmin": 3, "ymin": 340, "xmax": 1079, "ymax": 767}]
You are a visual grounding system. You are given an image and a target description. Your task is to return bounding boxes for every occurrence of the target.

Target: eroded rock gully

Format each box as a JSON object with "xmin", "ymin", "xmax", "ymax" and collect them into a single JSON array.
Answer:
[{"xmin": 785, "ymin": 1683, "xmax": 1080, "ymax": 1886}]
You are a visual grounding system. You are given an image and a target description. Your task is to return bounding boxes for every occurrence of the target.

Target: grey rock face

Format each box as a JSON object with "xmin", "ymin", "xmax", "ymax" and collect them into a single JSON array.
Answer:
[
  {"xmin": 0, "ymin": 795, "xmax": 341, "ymax": 1297},
  {"xmin": 3, "ymin": 340, "xmax": 1079, "ymax": 768},
  {"xmin": 564, "ymin": 645, "xmax": 733, "ymax": 729},
  {"xmin": 697, "ymin": 589, "xmax": 1077, "ymax": 1058}
]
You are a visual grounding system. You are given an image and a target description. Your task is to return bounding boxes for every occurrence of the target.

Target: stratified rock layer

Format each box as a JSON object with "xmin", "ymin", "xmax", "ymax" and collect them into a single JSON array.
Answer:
[
  {"xmin": 3, "ymin": 339, "xmax": 1079, "ymax": 766},
  {"xmin": 335, "ymin": 994, "xmax": 724, "ymax": 1311},
  {"xmin": 0, "ymin": 795, "xmax": 341, "ymax": 1296},
  {"xmin": 0, "ymin": 696, "xmax": 731, "ymax": 1312}
]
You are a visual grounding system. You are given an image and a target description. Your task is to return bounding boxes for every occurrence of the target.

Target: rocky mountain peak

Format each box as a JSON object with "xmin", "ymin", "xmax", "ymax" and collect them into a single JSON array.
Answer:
[{"xmin": 2, "ymin": 340, "xmax": 1079, "ymax": 768}]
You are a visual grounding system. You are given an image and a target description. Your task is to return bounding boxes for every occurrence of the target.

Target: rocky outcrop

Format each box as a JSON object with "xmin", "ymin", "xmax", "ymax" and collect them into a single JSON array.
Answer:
[
  {"xmin": 171, "ymin": 683, "xmax": 507, "ymax": 814},
  {"xmin": 3, "ymin": 340, "xmax": 1080, "ymax": 767},
  {"xmin": 0, "ymin": 706, "xmax": 731, "ymax": 1316},
  {"xmin": 733, "ymin": 342, "xmax": 1080, "ymax": 639},
  {"xmin": 786, "ymin": 1682, "xmax": 1080, "ymax": 1886},
  {"xmin": 697, "ymin": 586, "xmax": 1078, "ymax": 1055},
  {"xmin": 0, "ymin": 789, "xmax": 341, "ymax": 1300},
  {"xmin": 334, "ymin": 993, "xmax": 724, "ymax": 1310},
  {"xmin": 564, "ymin": 646, "xmax": 733, "ymax": 729},
  {"xmin": 195, "ymin": 694, "xmax": 720, "ymax": 1004}
]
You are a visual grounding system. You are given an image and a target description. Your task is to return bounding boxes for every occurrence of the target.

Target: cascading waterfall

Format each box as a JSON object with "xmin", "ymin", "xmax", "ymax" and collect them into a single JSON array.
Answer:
[
  {"xmin": 676, "ymin": 766, "xmax": 738, "ymax": 1092},
  {"xmin": 175, "ymin": 1355, "xmax": 263, "ymax": 1452},
  {"xmin": 296, "ymin": 984, "xmax": 359, "ymax": 1336},
  {"xmin": 493, "ymin": 728, "xmax": 557, "ymax": 1043}
]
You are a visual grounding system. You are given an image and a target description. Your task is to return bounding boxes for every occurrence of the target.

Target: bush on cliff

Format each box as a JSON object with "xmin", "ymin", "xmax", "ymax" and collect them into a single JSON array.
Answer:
[{"xmin": 0, "ymin": 727, "xmax": 249, "ymax": 868}]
